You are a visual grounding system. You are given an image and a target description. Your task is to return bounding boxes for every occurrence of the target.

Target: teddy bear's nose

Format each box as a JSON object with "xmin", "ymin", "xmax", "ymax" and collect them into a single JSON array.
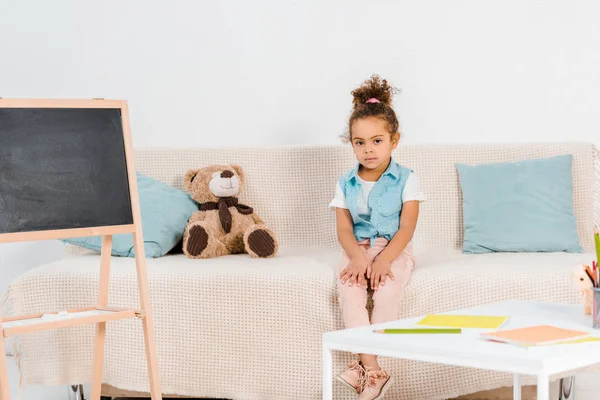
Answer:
[{"xmin": 220, "ymin": 170, "xmax": 234, "ymax": 179}]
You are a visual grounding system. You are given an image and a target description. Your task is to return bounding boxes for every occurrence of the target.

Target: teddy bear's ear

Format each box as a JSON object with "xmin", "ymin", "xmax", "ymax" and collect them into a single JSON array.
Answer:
[
  {"xmin": 184, "ymin": 169, "xmax": 200, "ymax": 192},
  {"xmin": 230, "ymin": 165, "xmax": 245, "ymax": 184}
]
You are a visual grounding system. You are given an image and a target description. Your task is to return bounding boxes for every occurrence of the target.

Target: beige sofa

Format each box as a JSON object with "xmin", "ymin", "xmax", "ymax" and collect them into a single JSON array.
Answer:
[{"xmin": 3, "ymin": 142, "xmax": 600, "ymax": 400}]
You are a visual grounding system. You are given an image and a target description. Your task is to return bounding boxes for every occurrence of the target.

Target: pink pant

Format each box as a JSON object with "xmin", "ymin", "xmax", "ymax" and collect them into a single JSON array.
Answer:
[{"xmin": 337, "ymin": 238, "xmax": 415, "ymax": 329}]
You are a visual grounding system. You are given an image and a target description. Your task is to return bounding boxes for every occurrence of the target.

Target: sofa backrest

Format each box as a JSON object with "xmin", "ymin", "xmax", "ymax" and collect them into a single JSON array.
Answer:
[{"xmin": 121, "ymin": 142, "xmax": 597, "ymax": 254}]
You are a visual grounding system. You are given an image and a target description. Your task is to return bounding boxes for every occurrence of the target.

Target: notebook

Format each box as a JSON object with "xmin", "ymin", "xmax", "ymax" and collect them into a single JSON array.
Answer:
[
  {"xmin": 480, "ymin": 325, "xmax": 590, "ymax": 347},
  {"xmin": 416, "ymin": 314, "xmax": 510, "ymax": 329},
  {"xmin": 530, "ymin": 336, "xmax": 600, "ymax": 347}
]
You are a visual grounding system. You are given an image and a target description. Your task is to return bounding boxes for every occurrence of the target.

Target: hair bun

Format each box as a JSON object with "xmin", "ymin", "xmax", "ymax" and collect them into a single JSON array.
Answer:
[{"xmin": 351, "ymin": 74, "xmax": 398, "ymax": 110}]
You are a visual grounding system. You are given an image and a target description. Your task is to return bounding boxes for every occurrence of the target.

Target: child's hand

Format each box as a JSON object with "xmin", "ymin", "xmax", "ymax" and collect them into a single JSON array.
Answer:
[
  {"xmin": 340, "ymin": 253, "xmax": 370, "ymax": 287},
  {"xmin": 370, "ymin": 257, "xmax": 394, "ymax": 290}
]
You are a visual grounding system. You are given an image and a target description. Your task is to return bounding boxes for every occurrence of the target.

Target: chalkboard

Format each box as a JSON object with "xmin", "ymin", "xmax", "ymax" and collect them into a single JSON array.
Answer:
[{"xmin": 0, "ymin": 107, "xmax": 133, "ymax": 234}]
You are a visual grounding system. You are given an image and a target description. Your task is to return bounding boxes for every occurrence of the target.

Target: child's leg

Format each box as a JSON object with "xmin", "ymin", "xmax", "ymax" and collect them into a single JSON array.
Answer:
[
  {"xmin": 371, "ymin": 243, "xmax": 415, "ymax": 324},
  {"xmin": 336, "ymin": 241, "xmax": 371, "ymax": 393},
  {"xmin": 337, "ymin": 242, "xmax": 370, "ymax": 329},
  {"xmin": 359, "ymin": 240, "xmax": 415, "ymax": 371}
]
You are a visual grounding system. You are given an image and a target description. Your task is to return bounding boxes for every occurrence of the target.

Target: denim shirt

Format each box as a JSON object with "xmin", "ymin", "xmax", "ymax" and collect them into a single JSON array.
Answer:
[{"xmin": 338, "ymin": 159, "xmax": 413, "ymax": 247}]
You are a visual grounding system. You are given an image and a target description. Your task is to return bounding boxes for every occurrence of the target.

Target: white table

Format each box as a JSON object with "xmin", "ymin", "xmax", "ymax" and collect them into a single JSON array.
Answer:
[{"xmin": 322, "ymin": 300, "xmax": 599, "ymax": 400}]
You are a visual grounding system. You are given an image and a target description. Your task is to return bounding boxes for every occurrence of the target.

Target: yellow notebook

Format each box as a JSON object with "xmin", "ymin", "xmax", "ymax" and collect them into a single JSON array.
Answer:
[
  {"xmin": 416, "ymin": 314, "xmax": 510, "ymax": 329},
  {"xmin": 527, "ymin": 336, "xmax": 600, "ymax": 347}
]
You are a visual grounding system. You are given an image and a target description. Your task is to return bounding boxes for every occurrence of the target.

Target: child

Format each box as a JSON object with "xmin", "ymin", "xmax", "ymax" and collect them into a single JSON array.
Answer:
[{"xmin": 329, "ymin": 75, "xmax": 425, "ymax": 399}]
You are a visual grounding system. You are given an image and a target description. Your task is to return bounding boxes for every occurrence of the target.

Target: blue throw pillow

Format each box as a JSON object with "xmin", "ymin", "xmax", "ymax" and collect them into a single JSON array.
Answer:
[
  {"xmin": 62, "ymin": 173, "xmax": 198, "ymax": 257},
  {"xmin": 456, "ymin": 155, "xmax": 583, "ymax": 254}
]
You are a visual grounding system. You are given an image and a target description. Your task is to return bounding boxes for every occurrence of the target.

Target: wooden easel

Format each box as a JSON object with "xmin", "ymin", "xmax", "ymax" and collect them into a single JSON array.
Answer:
[{"xmin": 0, "ymin": 99, "xmax": 162, "ymax": 400}]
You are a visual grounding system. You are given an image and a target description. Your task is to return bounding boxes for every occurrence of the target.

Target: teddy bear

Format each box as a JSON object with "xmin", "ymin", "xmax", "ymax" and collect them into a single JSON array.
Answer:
[
  {"xmin": 182, "ymin": 164, "xmax": 278, "ymax": 259},
  {"xmin": 570, "ymin": 264, "xmax": 595, "ymax": 315}
]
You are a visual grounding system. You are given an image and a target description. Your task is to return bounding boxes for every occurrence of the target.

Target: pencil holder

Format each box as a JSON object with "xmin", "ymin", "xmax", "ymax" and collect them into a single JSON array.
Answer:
[{"xmin": 593, "ymin": 287, "xmax": 600, "ymax": 329}]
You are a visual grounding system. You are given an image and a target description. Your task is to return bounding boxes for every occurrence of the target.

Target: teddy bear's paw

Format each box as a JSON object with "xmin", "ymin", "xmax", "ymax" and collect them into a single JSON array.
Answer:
[
  {"xmin": 185, "ymin": 225, "xmax": 209, "ymax": 257},
  {"xmin": 244, "ymin": 226, "xmax": 278, "ymax": 258}
]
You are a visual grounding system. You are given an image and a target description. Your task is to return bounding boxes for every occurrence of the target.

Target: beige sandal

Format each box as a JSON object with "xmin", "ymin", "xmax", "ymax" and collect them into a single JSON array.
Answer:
[
  {"xmin": 336, "ymin": 360, "xmax": 367, "ymax": 393},
  {"xmin": 358, "ymin": 368, "xmax": 393, "ymax": 400}
]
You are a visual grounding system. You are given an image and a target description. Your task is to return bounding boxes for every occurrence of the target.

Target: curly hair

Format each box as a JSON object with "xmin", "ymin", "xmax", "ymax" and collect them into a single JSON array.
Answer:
[{"xmin": 342, "ymin": 74, "xmax": 401, "ymax": 142}]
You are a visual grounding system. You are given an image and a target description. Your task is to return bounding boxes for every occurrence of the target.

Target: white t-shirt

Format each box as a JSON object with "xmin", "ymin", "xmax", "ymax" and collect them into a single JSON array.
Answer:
[{"xmin": 328, "ymin": 173, "xmax": 426, "ymax": 220}]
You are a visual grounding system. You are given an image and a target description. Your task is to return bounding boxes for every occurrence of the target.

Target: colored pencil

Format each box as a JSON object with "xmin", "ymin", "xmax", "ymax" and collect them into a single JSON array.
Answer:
[
  {"xmin": 594, "ymin": 261, "xmax": 598, "ymax": 288},
  {"xmin": 374, "ymin": 328, "xmax": 462, "ymax": 334},
  {"xmin": 585, "ymin": 265, "xmax": 596, "ymax": 286}
]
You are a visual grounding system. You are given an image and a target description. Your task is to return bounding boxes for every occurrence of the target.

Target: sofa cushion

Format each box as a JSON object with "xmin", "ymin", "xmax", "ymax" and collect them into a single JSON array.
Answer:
[
  {"xmin": 456, "ymin": 155, "xmax": 584, "ymax": 254},
  {"xmin": 62, "ymin": 173, "xmax": 198, "ymax": 258},
  {"xmin": 5, "ymin": 249, "xmax": 596, "ymax": 400},
  {"xmin": 399, "ymin": 251, "xmax": 592, "ymax": 318}
]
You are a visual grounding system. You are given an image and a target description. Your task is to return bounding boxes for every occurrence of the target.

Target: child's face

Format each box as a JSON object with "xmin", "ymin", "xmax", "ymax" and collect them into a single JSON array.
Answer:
[{"xmin": 350, "ymin": 117, "xmax": 399, "ymax": 171}]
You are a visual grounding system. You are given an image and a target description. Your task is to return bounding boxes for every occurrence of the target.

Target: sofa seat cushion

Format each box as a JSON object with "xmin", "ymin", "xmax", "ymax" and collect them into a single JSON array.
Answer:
[
  {"xmin": 400, "ymin": 251, "xmax": 593, "ymax": 317},
  {"xmin": 3, "ymin": 250, "xmax": 343, "ymax": 399},
  {"xmin": 3, "ymin": 249, "xmax": 596, "ymax": 400}
]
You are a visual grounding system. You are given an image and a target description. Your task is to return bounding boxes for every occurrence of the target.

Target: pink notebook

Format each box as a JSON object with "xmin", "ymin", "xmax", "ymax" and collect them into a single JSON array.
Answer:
[{"xmin": 480, "ymin": 325, "xmax": 589, "ymax": 347}]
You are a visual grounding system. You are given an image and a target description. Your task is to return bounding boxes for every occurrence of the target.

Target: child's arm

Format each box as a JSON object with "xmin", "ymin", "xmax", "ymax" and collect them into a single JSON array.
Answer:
[
  {"xmin": 336, "ymin": 208, "xmax": 370, "ymax": 287},
  {"xmin": 369, "ymin": 200, "xmax": 420, "ymax": 289},
  {"xmin": 379, "ymin": 200, "xmax": 420, "ymax": 261},
  {"xmin": 336, "ymin": 208, "xmax": 362, "ymax": 258}
]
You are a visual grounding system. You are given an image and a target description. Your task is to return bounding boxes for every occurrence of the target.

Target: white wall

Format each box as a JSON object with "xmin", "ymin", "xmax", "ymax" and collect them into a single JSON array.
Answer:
[{"xmin": 1, "ymin": 0, "xmax": 600, "ymax": 294}]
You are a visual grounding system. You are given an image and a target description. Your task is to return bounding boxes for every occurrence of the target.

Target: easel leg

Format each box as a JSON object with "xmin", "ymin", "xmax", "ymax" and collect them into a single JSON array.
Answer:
[
  {"xmin": 132, "ymin": 233, "xmax": 162, "ymax": 400},
  {"xmin": 90, "ymin": 236, "xmax": 112, "ymax": 400},
  {"xmin": 0, "ymin": 337, "xmax": 10, "ymax": 400}
]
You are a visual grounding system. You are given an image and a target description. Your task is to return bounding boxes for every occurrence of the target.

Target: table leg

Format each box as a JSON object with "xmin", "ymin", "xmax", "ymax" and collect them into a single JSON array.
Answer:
[
  {"xmin": 559, "ymin": 376, "xmax": 575, "ymax": 400},
  {"xmin": 513, "ymin": 374, "xmax": 521, "ymax": 400},
  {"xmin": 67, "ymin": 384, "xmax": 84, "ymax": 400},
  {"xmin": 537, "ymin": 374, "xmax": 549, "ymax": 400},
  {"xmin": 322, "ymin": 345, "xmax": 333, "ymax": 400}
]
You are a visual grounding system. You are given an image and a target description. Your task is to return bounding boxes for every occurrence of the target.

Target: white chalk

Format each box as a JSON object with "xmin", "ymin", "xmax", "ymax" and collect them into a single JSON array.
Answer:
[{"xmin": 41, "ymin": 311, "xmax": 73, "ymax": 321}]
